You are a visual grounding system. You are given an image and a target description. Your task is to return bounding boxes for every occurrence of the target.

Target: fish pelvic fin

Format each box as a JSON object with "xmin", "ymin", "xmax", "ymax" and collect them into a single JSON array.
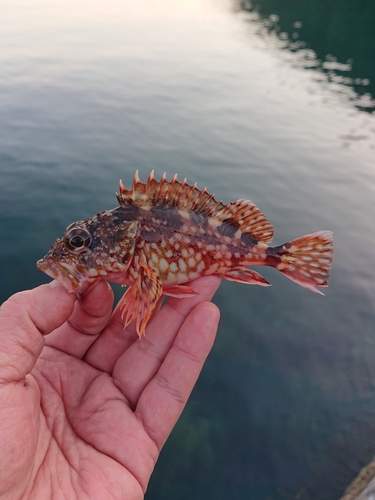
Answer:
[
  {"xmin": 270, "ymin": 230, "xmax": 333, "ymax": 294},
  {"xmin": 162, "ymin": 284, "xmax": 199, "ymax": 298},
  {"xmin": 220, "ymin": 268, "xmax": 271, "ymax": 286},
  {"xmin": 119, "ymin": 260, "xmax": 163, "ymax": 337}
]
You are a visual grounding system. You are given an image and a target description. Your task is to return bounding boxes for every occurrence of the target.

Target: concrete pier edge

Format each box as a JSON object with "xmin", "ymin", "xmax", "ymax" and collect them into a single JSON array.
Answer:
[{"xmin": 340, "ymin": 459, "xmax": 375, "ymax": 500}]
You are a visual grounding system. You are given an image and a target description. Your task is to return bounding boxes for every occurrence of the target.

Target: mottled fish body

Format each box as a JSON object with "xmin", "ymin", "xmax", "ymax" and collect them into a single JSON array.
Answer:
[{"xmin": 37, "ymin": 171, "xmax": 333, "ymax": 336}]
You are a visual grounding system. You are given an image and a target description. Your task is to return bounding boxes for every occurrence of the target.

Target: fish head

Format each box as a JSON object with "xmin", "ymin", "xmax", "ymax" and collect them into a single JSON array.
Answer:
[{"xmin": 37, "ymin": 211, "xmax": 138, "ymax": 293}]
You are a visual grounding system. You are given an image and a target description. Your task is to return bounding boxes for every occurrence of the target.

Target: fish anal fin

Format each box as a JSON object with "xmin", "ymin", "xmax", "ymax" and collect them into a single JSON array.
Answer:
[
  {"xmin": 119, "ymin": 260, "xmax": 163, "ymax": 337},
  {"xmin": 163, "ymin": 284, "xmax": 199, "ymax": 298},
  {"xmin": 274, "ymin": 230, "xmax": 333, "ymax": 294},
  {"xmin": 221, "ymin": 268, "xmax": 271, "ymax": 286}
]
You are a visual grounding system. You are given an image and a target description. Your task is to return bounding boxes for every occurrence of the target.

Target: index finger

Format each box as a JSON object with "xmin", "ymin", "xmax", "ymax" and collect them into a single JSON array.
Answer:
[{"xmin": 45, "ymin": 279, "xmax": 114, "ymax": 358}]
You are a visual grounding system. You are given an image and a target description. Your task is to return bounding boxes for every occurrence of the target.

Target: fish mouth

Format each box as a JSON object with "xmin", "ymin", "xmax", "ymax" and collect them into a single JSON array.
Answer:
[{"xmin": 36, "ymin": 257, "xmax": 93, "ymax": 293}]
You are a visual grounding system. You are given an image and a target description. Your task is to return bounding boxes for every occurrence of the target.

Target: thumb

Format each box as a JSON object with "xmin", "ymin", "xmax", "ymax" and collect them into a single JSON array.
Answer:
[{"xmin": 0, "ymin": 282, "xmax": 76, "ymax": 383}]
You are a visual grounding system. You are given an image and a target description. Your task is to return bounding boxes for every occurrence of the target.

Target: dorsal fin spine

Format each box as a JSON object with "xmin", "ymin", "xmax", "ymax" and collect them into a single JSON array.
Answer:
[
  {"xmin": 133, "ymin": 170, "xmax": 141, "ymax": 186},
  {"xmin": 116, "ymin": 171, "xmax": 274, "ymax": 242},
  {"xmin": 171, "ymin": 178, "xmax": 186, "ymax": 206}
]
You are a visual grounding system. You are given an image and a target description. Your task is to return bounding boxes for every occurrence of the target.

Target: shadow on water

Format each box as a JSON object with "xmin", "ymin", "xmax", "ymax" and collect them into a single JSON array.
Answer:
[{"xmin": 235, "ymin": 0, "xmax": 375, "ymax": 114}]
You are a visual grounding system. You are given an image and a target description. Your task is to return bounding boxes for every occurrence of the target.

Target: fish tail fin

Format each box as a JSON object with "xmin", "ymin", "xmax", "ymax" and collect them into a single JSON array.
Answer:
[{"xmin": 272, "ymin": 230, "xmax": 333, "ymax": 294}]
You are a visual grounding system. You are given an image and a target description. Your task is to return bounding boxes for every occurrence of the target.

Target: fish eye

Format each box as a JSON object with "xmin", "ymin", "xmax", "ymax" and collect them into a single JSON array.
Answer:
[
  {"xmin": 64, "ymin": 225, "xmax": 92, "ymax": 254},
  {"xmin": 70, "ymin": 235, "xmax": 86, "ymax": 248}
]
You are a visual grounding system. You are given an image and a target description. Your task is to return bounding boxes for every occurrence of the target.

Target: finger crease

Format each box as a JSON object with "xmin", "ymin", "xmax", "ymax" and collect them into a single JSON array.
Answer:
[
  {"xmin": 154, "ymin": 372, "xmax": 186, "ymax": 406},
  {"xmin": 67, "ymin": 319, "xmax": 99, "ymax": 337},
  {"xmin": 171, "ymin": 342, "xmax": 202, "ymax": 364}
]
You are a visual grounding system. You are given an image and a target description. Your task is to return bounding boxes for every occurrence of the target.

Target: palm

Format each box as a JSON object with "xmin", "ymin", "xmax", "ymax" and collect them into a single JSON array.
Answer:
[
  {"xmin": 0, "ymin": 276, "xmax": 220, "ymax": 500},
  {"xmin": 32, "ymin": 351, "xmax": 143, "ymax": 499}
]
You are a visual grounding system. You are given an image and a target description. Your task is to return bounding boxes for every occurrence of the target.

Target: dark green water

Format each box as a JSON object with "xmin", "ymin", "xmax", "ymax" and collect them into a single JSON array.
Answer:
[
  {"xmin": 1, "ymin": 1, "xmax": 375, "ymax": 498},
  {"xmin": 242, "ymin": 0, "xmax": 375, "ymax": 113}
]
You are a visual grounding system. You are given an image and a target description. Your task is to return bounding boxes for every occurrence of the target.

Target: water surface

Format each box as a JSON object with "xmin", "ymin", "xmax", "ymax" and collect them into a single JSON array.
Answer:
[{"xmin": 1, "ymin": 1, "xmax": 375, "ymax": 498}]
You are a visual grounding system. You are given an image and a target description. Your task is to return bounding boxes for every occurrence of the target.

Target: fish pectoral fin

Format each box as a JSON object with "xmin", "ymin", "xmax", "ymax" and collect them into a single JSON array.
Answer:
[
  {"xmin": 220, "ymin": 268, "xmax": 271, "ymax": 286},
  {"xmin": 119, "ymin": 260, "xmax": 163, "ymax": 337},
  {"xmin": 162, "ymin": 284, "xmax": 199, "ymax": 298}
]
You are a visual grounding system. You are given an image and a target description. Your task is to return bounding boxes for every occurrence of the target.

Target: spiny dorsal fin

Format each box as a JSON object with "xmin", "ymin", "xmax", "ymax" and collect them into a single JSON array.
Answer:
[{"xmin": 116, "ymin": 171, "xmax": 274, "ymax": 242}]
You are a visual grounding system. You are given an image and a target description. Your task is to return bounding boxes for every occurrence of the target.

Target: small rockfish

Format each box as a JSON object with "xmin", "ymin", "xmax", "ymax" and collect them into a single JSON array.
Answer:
[{"xmin": 37, "ymin": 171, "xmax": 333, "ymax": 336}]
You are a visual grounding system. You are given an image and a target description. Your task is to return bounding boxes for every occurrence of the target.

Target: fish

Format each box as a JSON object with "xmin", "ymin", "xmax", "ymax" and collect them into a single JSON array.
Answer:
[{"xmin": 37, "ymin": 171, "xmax": 334, "ymax": 337}]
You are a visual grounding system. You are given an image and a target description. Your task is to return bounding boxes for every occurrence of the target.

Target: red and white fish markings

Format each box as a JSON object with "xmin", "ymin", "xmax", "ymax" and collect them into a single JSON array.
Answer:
[{"xmin": 37, "ymin": 171, "xmax": 334, "ymax": 337}]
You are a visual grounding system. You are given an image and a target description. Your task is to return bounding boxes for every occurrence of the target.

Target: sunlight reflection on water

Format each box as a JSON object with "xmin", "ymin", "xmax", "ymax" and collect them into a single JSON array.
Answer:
[{"xmin": 237, "ymin": 0, "xmax": 375, "ymax": 114}]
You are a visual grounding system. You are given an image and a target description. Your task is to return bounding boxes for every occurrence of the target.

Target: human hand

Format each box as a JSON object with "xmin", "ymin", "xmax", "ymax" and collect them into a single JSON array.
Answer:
[{"xmin": 0, "ymin": 276, "xmax": 220, "ymax": 500}]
